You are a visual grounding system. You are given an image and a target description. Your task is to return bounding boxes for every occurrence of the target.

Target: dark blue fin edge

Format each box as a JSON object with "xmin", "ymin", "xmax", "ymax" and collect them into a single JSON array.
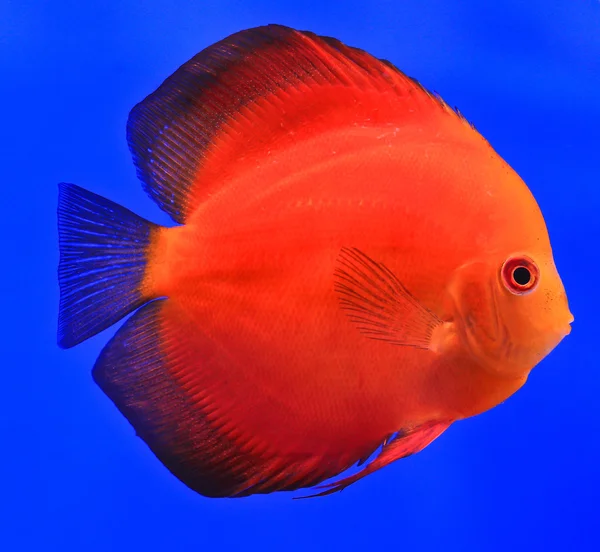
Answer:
[{"xmin": 57, "ymin": 182, "xmax": 159, "ymax": 349}]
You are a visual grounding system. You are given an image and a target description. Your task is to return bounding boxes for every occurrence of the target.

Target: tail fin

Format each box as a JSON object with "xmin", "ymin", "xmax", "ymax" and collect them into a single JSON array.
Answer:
[{"xmin": 57, "ymin": 182, "xmax": 160, "ymax": 349}]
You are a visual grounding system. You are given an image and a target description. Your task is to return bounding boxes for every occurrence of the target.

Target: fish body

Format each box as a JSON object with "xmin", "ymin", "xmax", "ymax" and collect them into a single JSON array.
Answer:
[{"xmin": 58, "ymin": 25, "xmax": 572, "ymax": 498}]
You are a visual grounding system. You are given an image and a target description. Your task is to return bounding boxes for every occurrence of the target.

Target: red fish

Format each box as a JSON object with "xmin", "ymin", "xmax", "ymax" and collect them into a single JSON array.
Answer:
[{"xmin": 58, "ymin": 24, "xmax": 573, "ymax": 498}]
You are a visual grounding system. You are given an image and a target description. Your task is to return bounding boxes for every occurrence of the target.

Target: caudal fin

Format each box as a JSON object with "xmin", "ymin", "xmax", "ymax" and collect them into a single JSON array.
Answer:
[{"xmin": 57, "ymin": 182, "xmax": 160, "ymax": 349}]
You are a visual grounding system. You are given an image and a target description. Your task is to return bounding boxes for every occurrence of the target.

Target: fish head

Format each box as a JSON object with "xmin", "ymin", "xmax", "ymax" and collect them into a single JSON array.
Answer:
[{"xmin": 447, "ymin": 250, "xmax": 573, "ymax": 377}]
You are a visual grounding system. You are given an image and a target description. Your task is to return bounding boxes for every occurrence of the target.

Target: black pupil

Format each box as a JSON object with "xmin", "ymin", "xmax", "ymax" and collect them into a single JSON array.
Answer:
[{"xmin": 513, "ymin": 266, "xmax": 531, "ymax": 286}]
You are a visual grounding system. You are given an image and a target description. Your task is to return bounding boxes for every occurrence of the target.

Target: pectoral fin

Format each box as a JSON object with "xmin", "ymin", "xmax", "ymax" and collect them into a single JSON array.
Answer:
[{"xmin": 334, "ymin": 247, "xmax": 442, "ymax": 349}]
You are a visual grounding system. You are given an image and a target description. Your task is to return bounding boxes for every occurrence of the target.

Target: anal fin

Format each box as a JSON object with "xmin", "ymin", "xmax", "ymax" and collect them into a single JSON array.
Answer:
[{"xmin": 92, "ymin": 299, "xmax": 372, "ymax": 498}]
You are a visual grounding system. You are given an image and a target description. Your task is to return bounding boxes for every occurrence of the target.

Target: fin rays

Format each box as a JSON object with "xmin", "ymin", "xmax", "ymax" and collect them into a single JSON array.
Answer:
[
  {"xmin": 126, "ymin": 24, "xmax": 464, "ymax": 223},
  {"xmin": 334, "ymin": 247, "xmax": 441, "ymax": 349}
]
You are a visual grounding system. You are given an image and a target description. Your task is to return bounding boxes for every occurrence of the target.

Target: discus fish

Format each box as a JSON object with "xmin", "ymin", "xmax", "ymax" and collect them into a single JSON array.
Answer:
[{"xmin": 57, "ymin": 24, "xmax": 573, "ymax": 498}]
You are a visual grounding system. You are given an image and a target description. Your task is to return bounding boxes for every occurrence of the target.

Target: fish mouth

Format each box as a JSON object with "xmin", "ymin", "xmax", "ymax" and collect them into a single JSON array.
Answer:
[
  {"xmin": 564, "ymin": 318, "xmax": 573, "ymax": 336},
  {"xmin": 558, "ymin": 313, "xmax": 573, "ymax": 338},
  {"xmin": 564, "ymin": 311, "xmax": 574, "ymax": 335}
]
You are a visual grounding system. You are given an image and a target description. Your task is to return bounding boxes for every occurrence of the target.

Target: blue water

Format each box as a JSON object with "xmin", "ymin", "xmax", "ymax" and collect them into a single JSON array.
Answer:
[{"xmin": 3, "ymin": 1, "xmax": 599, "ymax": 550}]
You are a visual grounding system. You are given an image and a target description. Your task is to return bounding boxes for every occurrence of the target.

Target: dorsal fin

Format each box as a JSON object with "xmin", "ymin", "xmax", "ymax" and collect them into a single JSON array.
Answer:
[{"xmin": 127, "ymin": 24, "xmax": 470, "ymax": 223}]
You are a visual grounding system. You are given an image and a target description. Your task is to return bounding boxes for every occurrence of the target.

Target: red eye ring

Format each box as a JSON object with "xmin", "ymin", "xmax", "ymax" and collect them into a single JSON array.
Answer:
[{"xmin": 501, "ymin": 256, "xmax": 539, "ymax": 295}]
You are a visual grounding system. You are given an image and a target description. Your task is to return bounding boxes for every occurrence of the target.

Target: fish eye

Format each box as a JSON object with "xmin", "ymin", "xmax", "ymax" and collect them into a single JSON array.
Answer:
[{"xmin": 501, "ymin": 256, "xmax": 539, "ymax": 295}]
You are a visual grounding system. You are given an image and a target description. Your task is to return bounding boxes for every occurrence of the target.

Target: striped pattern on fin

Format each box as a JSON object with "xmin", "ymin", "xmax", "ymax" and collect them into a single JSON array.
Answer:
[
  {"xmin": 126, "ymin": 24, "xmax": 468, "ymax": 224},
  {"xmin": 93, "ymin": 299, "xmax": 378, "ymax": 498},
  {"xmin": 57, "ymin": 183, "xmax": 157, "ymax": 349}
]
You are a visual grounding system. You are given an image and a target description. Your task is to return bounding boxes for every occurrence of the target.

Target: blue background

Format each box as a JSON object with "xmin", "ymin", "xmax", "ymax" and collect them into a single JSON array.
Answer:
[{"xmin": 2, "ymin": 1, "xmax": 599, "ymax": 550}]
